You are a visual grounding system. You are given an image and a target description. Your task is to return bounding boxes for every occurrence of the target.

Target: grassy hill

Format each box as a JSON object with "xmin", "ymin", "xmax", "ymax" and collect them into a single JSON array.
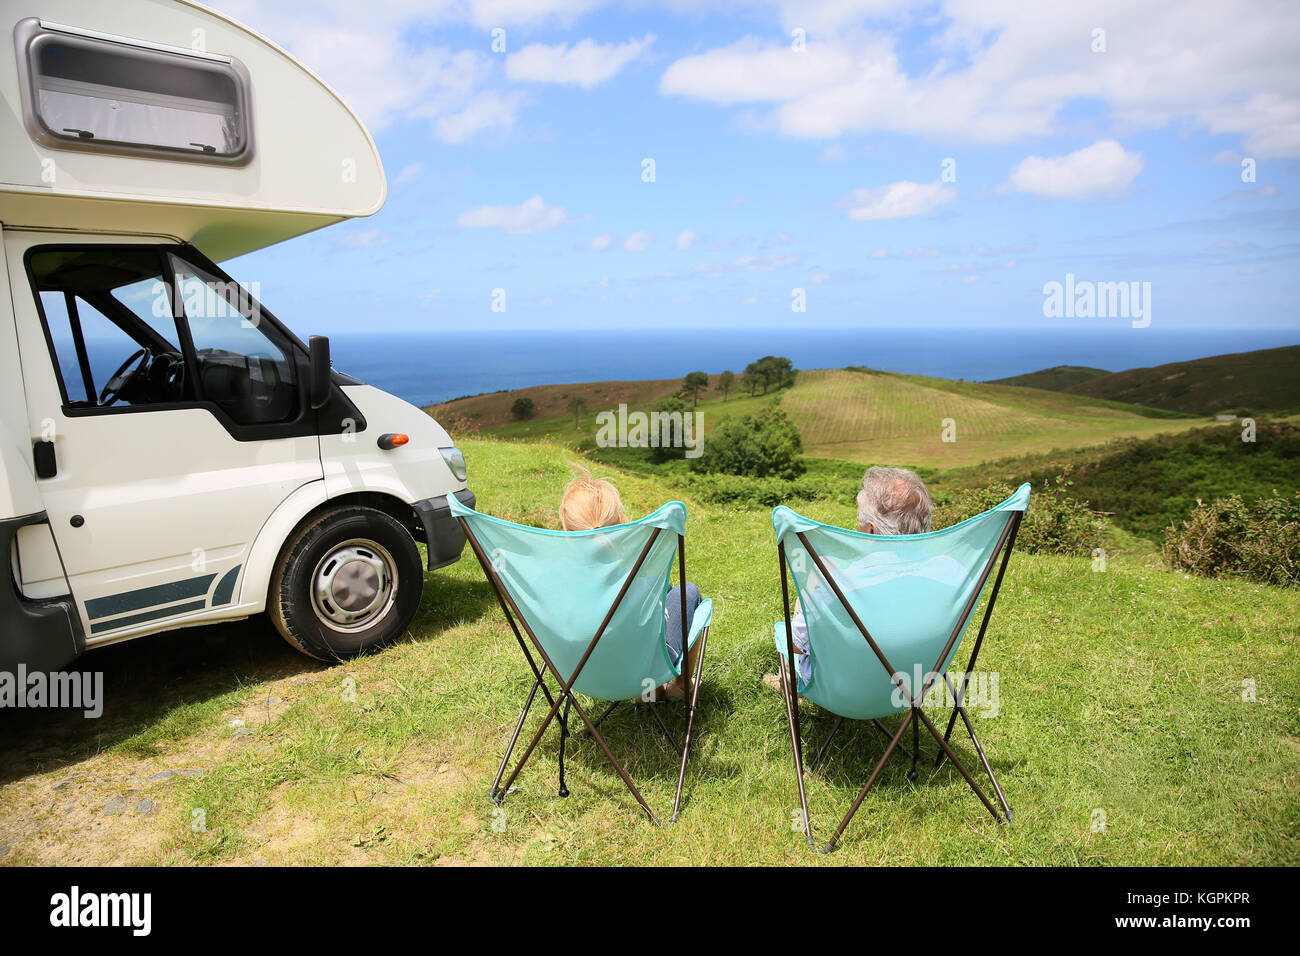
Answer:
[
  {"xmin": 943, "ymin": 419, "xmax": 1300, "ymax": 541},
  {"xmin": 3, "ymin": 437, "xmax": 1294, "ymax": 865},
  {"xmin": 1062, "ymin": 345, "xmax": 1300, "ymax": 415},
  {"xmin": 988, "ymin": 365, "xmax": 1112, "ymax": 390},
  {"xmin": 779, "ymin": 368, "xmax": 1196, "ymax": 467},
  {"xmin": 434, "ymin": 366, "xmax": 1205, "ymax": 470}
]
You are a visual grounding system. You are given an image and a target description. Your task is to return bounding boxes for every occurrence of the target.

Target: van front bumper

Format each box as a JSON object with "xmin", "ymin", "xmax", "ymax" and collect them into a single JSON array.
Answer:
[{"xmin": 413, "ymin": 488, "xmax": 476, "ymax": 570}]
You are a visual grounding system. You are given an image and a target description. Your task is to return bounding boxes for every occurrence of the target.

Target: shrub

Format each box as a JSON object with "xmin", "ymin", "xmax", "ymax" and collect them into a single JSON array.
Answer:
[
  {"xmin": 675, "ymin": 472, "xmax": 851, "ymax": 508},
  {"xmin": 690, "ymin": 403, "xmax": 805, "ymax": 479},
  {"xmin": 510, "ymin": 397, "xmax": 536, "ymax": 420},
  {"xmin": 650, "ymin": 396, "xmax": 691, "ymax": 463},
  {"xmin": 1162, "ymin": 493, "xmax": 1300, "ymax": 586},
  {"xmin": 932, "ymin": 478, "xmax": 1102, "ymax": 556}
]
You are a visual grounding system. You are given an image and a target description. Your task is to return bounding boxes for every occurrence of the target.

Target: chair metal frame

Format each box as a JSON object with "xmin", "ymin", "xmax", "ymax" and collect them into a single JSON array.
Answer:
[
  {"xmin": 777, "ymin": 510, "xmax": 1022, "ymax": 852},
  {"xmin": 458, "ymin": 518, "xmax": 710, "ymax": 826}
]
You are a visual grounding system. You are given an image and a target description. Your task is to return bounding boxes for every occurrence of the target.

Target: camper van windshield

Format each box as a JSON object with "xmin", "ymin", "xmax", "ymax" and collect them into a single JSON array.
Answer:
[{"xmin": 23, "ymin": 26, "xmax": 249, "ymax": 160}]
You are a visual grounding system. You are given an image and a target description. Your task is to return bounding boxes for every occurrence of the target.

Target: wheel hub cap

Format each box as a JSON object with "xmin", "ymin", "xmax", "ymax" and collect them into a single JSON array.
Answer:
[{"xmin": 311, "ymin": 541, "xmax": 396, "ymax": 631}]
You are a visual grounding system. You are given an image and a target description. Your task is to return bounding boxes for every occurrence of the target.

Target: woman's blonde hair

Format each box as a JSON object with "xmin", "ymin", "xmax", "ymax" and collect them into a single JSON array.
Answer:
[{"xmin": 559, "ymin": 467, "xmax": 627, "ymax": 531}]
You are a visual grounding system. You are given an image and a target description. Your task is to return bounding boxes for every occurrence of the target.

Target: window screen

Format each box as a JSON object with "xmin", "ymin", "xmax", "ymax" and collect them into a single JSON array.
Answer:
[{"xmin": 18, "ymin": 20, "xmax": 251, "ymax": 162}]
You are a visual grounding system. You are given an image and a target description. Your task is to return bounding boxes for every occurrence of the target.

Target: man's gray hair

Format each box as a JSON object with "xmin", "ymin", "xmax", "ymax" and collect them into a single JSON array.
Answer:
[{"xmin": 856, "ymin": 466, "xmax": 932, "ymax": 535}]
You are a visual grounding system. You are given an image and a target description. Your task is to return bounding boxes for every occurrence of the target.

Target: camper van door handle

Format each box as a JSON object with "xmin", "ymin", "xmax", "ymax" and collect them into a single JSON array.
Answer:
[
  {"xmin": 32, "ymin": 440, "xmax": 57, "ymax": 479},
  {"xmin": 70, "ymin": 515, "xmax": 85, "ymax": 528}
]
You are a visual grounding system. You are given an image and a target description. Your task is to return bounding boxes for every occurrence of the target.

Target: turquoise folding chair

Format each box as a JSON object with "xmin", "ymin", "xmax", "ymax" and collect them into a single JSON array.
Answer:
[
  {"xmin": 449, "ymin": 497, "xmax": 712, "ymax": 825},
  {"xmin": 772, "ymin": 483, "xmax": 1029, "ymax": 851}
]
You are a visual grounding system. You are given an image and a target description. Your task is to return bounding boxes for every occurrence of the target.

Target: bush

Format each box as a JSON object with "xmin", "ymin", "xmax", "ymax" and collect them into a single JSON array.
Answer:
[
  {"xmin": 650, "ymin": 396, "xmax": 691, "ymax": 463},
  {"xmin": 675, "ymin": 472, "xmax": 853, "ymax": 508},
  {"xmin": 511, "ymin": 397, "xmax": 535, "ymax": 420},
  {"xmin": 690, "ymin": 403, "xmax": 805, "ymax": 479},
  {"xmin": 932, "ymin": 477, "xmax": 1103, "ymax": 556},
  {"xmin": 1162, "ymin": 493, "xmax": 1300, "ymax": 586}
]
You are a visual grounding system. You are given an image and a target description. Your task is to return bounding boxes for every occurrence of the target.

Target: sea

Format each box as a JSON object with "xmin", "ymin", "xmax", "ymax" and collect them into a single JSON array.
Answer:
[{"xmin": 325, "ymin": 326, "xmax": 1300, "ymax": 408}]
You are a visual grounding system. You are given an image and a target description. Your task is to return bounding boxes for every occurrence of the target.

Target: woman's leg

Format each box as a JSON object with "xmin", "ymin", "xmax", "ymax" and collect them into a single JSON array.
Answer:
[{"xmin": 664, "ymin": 583, "xmax": 702, "ymax": 701}]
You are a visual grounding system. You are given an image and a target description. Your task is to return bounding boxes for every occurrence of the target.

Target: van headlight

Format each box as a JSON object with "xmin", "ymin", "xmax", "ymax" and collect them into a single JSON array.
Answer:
[{"xmin": 439, "ymin": 446, "xmax": 467, "ymax": 482}]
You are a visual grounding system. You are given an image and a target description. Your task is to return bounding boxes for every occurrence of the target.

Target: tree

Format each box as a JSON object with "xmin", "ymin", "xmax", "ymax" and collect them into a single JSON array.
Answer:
[
  {"xmin": 680, "ymin": 371, "xmax": 709, "ymax": 407},
  {"xmin": 567, "ymin": 395, "xmax": 588, "ymax": 428},
  {"xmin": 511, "ymin": 396, "xmax": 535, "ymax": 420},
  {"xmin": 750, "ymin": 355, "xmax": 795, "ymax": 393},
  {"xmin": 689, "ymin": 402, "xmax": 804, "ymax": 479},
  {"xmin": 717, "ymin": 370, "xmax": 735, "ymax": 401},
  {"xmin": 650, "ymin": 395, "xmax": 689, "ymax": 462}
]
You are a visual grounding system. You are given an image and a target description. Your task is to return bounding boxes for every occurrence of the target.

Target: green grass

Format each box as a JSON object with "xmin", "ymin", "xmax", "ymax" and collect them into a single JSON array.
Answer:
[{"xmin": 2, "ymin": 437, "xmax": 1295, "ymax": 866}]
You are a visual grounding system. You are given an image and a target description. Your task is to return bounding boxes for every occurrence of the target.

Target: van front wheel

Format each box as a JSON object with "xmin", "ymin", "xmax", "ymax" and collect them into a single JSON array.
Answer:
[{"xmin": 269, "ymin": 506, "xmax": 424, "ymax": 661}]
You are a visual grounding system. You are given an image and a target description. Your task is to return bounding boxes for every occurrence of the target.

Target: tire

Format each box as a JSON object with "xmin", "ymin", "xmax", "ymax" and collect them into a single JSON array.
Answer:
[{"xmin": 268, "ymin": 505, "xmax": 423, "ymax": 661}]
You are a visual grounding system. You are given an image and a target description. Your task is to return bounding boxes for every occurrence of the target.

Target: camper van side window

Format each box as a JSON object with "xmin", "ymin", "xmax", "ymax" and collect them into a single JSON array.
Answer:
[
  {"xmin": 29, "ymin": 246, "xmax": 194, "ymax": 410},
  {"xmin": 168, "ymin": 256, "xmax": 299, "ymax": 426},
  {"xmin": 18, "ymin": 21, "xmax": 251, "ymax": 163}
]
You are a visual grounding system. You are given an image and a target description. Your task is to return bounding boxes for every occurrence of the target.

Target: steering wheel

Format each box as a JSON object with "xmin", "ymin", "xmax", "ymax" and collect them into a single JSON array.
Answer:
[{"xmin": 99, "ymin": 347, "xmax": 151, "ymax": 406}]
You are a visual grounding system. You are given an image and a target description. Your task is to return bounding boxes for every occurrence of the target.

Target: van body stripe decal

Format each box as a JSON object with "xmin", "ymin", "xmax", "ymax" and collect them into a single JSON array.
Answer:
[
  {"xmin": 211, "ymin": 565, "xmax": 241, "ymax": 607},
  {"xmin": 85, "ymin": 573, "xmax": 217, "ymax": 620},
  {"xmin": 89, "ymin": 600, "xmax": 207, "ymax": 634}
]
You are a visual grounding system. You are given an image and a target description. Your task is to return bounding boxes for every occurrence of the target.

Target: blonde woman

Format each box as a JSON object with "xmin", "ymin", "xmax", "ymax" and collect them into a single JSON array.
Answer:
[{"xmin": 559, "ymin": 469, "xmax": 702, "ymax": 702}]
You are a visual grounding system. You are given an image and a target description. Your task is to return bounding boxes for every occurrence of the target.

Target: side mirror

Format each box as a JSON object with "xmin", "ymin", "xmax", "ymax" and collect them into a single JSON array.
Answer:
[{"xmin": 309, "ymin": 335, "xmax": 332, "ymax": 410}]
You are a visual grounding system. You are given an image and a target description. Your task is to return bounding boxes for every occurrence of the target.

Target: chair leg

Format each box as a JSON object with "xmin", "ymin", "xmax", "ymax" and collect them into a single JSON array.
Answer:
[
  {"xmin": 809, "ymin": 715, "xmax": 844, "ymax": 773},
  {"xmin": 580, "ymin": 700, "xmax": 621, "ymax": 739},
  {"xmin": 941, "ymin": 674, "xmax": 1013, "ymax": 821},
  {"xmin": 565, "ymin": 693, "xmax": 660, "ymax": 825},
  {"xmin": 557, "ymin": 696, "xmax": 572, "ymax": 798},
  {"xmin": 823, "ymin": 709, "xmax": 914, "ymax": 853},
  {"xmin": 491, "ymin": 676, "xmax": 543, "ymax": 803},
  {"xmin": 671, "ymin": 627, "xmax": 709, "ymax": 823},
  {"xmin": 780, "ymin": 658, "xmax": 814, "ymax": 849},
  {"xmin": 870, "ymin": 718, "xmax": 913, "ymax": 762},
  {"xmin": 908, "ymin": 707, "xmax": 921, "ymax": 782},
  {"xmin": 913, "ymin": 704, "xmax": 1003, "ymax": 823},
  {"xmin": 647, "ymin": 702, "xmax": 683, "ymax": 756}
]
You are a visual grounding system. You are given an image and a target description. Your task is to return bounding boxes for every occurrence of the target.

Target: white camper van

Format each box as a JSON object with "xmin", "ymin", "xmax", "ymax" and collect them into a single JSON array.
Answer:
[{"xmin": 0, "ymin": 0, "xmax": 474, "ymax": 672}]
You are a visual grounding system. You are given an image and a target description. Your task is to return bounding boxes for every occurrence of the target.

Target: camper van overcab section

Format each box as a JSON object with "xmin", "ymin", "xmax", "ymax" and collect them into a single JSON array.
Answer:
[{"xmin": 1, "ymin": 1, "xmax": 473, "ymax": 673}]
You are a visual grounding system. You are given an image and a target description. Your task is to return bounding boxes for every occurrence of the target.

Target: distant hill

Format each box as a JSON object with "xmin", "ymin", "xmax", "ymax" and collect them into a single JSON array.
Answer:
[
  {"xmin": 989, "ymin": 365, "xmax": 1111, "ymax": 391},
  {"xmin": 431, "ymin": 364, "xmax": 1214, "ymax": 470},
  {"xmin": 992, "ymin": 346, "xmax": 1299, "ymax": 415},
  {"xmin": 1061, "ymin": 345, "xmax": 1299, "ymax": 415}
]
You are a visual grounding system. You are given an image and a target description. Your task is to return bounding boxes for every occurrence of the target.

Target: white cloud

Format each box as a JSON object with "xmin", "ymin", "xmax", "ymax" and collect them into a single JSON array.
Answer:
[
  {"xmin": 838, "ymin": 181, "xmax": 956, "ymax": 221},
  {"xmin": 393, "ymin": 162, "xmax": 424, "ymax": 187},
  {"xmin": 656, "ymin": 2, "xmax": 1300, "ymax": 157},
  {"xmin": 507, "ymin": 35, "xmax": 655, "ymax": 88},
  {"xmin": 456, "ymin": 195, "xmax": 569, "ymax": 233},
  {"xmin": 625, "ymin": 231, "xmax": 653, "ymax": 252},
  {"xmin": 870, "ymin": 247, "xmax": 889, "ymax": 258},
  {"xmin": 810, "ymin": 272, "xmax": 830, "ymax": 283},
  {"xmin": 1221, "ymin": 183, "xmax": 1279, "ymax": 201},
  {"xmin": 1006, "ymin": 140, "xmax": 1143, "ymax": 201},
  {"xmin": 332, "ymin": 228, "xmax": 387, "ymax": 248},
  {"xmin": 819, "ymin": 144, "xmax": 848, "ymax": 163},
  {"xmin": 590, "ymin": 234, "xmax": 615, "ymax": 250},
  {"xmin": 675, "ymin": 229, "xmax": 698, "ymax": 250},
  {"xmin": 661, "ymin": 37, "xmax": 857, "ymax": 104},
  {"xmin": 428, "ymin": 90, "xmax": 525, "ymax": 144}
]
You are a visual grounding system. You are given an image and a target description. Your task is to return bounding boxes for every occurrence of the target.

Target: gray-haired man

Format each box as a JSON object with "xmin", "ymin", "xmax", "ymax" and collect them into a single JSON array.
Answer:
[{"xmin": 763, "ymin": 466, "xmax": 933, "ymax": 692}]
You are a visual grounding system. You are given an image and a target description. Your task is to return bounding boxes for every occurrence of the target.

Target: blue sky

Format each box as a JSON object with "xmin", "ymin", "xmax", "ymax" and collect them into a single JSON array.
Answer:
[{"xmin": 210, "ymin": 0, "xmax": 1299, "ymax": 337}]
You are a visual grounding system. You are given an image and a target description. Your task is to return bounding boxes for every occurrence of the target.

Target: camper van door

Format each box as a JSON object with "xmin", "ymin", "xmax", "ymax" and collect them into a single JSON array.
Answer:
[{"xmin": 5, "ymin": 231, "xmax": 323, "ymax": 641}]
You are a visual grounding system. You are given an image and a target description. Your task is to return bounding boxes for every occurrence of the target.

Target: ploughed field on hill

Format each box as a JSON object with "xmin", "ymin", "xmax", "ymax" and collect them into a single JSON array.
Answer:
[{"xmin": 779, "ymin": 369, "xmax": 1200, "ymax": 468}]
